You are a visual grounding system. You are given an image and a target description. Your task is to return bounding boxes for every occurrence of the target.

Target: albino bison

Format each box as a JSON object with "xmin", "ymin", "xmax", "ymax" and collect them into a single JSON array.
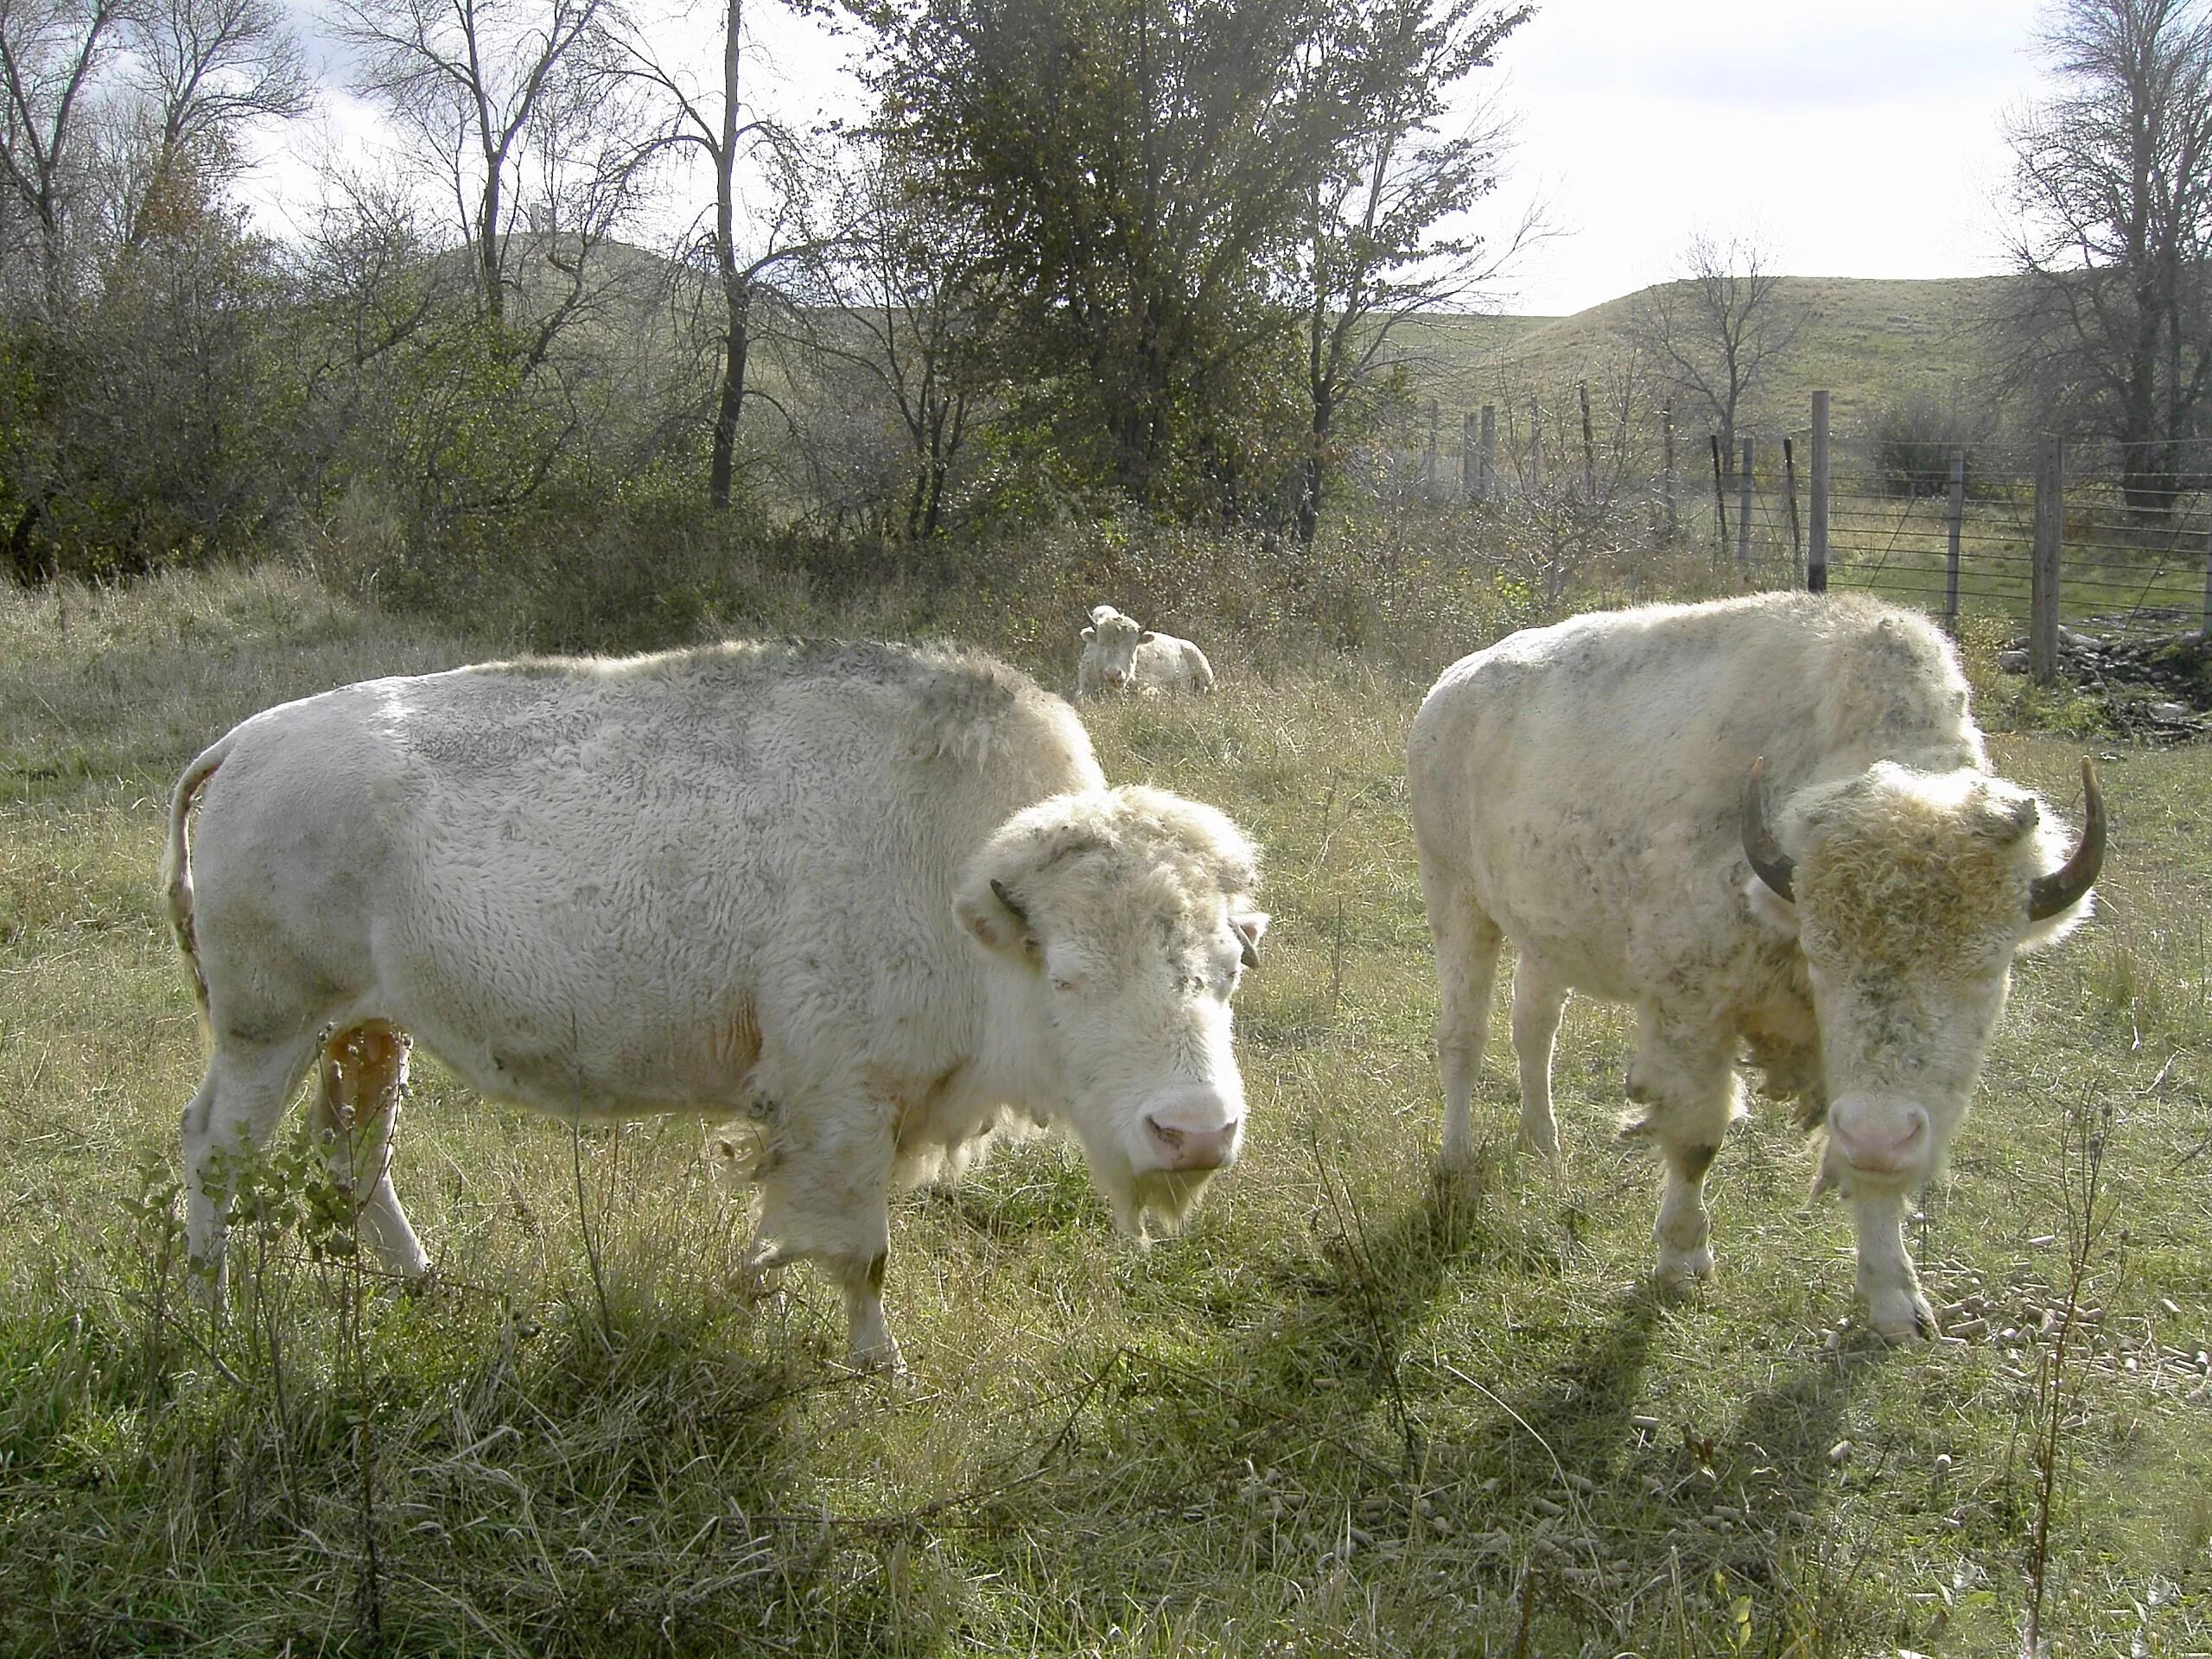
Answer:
[
  {"xmin": 1409, "ymin": 593, "xmax": 2104, "ymax": 1342},
  {"xmin": 1077, "ymin": 606, "xmax": 1216, "ymax": 696},
  {"xmin": 167, "ymin": 641, "xmax": 1267, "ymax": 1368}
]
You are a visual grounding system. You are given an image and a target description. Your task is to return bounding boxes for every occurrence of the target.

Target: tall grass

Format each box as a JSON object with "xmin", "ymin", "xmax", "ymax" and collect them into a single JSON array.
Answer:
[{"xmin": 1, "ymin": 556, "xmax": 2207, "ymax": 1655}]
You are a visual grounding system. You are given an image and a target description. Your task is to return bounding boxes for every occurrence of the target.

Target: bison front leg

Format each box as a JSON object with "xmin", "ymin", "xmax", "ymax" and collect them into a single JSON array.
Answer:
[
  {"xmin": 1627, "ymin": 1010, "xmax": 1742, "ymax": 1294},
  {"xmin": 1852, "ymin": 1191, "xmax": 1936, "ymax": 1344},
  {"xmin": 748, "ymin": 1091, "xmax": 905, "ymax": 1371}
]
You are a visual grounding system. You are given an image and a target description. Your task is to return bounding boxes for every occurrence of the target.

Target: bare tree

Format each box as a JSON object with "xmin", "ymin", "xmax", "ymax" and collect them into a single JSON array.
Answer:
[
  {"xmin": 0, "ymin": 0, "xmax": 125, "ymax": 310},
  {"xmin": 1630, "ymin": 232, "xmax": 1801, "ymax": 470},
  {"xmin": 335, "ymin": 0, "xmax": 634, "ymax": 327},
  {"xmin": 1999, "ymin": 0, "xmax": 2212, "ymax": 515},
  {"xmin": 612, "ymin": 0, "xmax": 827, "ymax": 505},
  {"xmin": 118, "ymin": 0, "xmax": 309, "ymax": 246},
  {"xmin": 1291, "ymin": 0, "xmax": 1530, "ymax": 541},
  {"xmin": 785, "ymin": 132, "xmax": 995, "ymax": 537}
]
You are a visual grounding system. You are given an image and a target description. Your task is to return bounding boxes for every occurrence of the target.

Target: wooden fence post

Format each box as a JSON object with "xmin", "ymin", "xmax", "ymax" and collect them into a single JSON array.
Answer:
[
  {"xmin": 1945, "ymin": 447, "xmax": 1966, "ymax": 631},
  {"xmin": 1480, "ymin": 405, "xmax": 1497, "ymax": 501},
  {"xmin": 1808, "ymin": 391, "xmax": 1830, "ymax": 593},
  {"xmin": 1662, "ymin": 405, "xmax": 1677, "ymax": 540},
  {"xmin": 1579, "ymin": 379, "xmax": 1596, "ymax": 500},
  {"xmin": 1783, "ymin": 436, "xmax": 1802, "ymax": 584},
  {"xmin": 2031, "ymin": 438, "xmax": 2063, "ymax": 684},
  {"xmin": 1736, "ymin": 435, "xmax": 1754, "ymax": 581},
  {"xmin": 1710, "ymin": 434, "xmax": 1727, "ymax": 563},
  {"xmin": 1529, "ymin": 401, "xmax": 1542, "ymax": 492},
  {"xmin": 1461, "ymin": 410, "xmax": 1478, "ymax": 499},
  {"xmin": 2202, "ymin": 505, "xmax": 2211, "ymax": 642}
]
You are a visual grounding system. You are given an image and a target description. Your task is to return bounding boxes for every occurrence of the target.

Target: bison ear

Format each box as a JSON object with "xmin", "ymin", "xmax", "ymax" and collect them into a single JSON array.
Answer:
[
  {"xmin": 1138, "ymin": 630, "xmax": 1157, "ymax": 643},
  {"xmin": 1234, "ymin": 912, "xmax": 1269, "ymax": 969},
  {"xmin": 956, "ymin": 875, "xmax": 1034, "ymax": 958},
  {"xmin": 1081, "ymin": 627, "xmax": 1096, "ymax": 642}
]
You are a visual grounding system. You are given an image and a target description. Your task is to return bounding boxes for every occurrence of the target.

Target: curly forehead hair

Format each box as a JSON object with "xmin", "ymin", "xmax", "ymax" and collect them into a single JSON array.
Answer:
[
  {"xmin": 1793, "ymin": 768, "xmax": 2053, "ymax": 969},
  {"xmin": 981, "ymin": 785, "xmax": 1259, "ymax": 911}
]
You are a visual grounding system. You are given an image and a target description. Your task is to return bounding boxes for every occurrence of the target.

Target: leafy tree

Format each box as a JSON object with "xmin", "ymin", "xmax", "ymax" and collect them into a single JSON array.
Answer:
[
  {"xmin": 868, "ymin": 0, "xmax": 1336, "ymax": 512},
  {"xmin": 1999, "ymin": 0, "xmax": 2212, "ymax": 515}
]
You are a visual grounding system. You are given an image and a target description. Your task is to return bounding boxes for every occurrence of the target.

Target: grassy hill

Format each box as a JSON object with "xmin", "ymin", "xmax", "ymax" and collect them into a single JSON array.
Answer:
[{"xmin": 1392, "ymin": 274, "xmax": 2018, "ymax": 442}]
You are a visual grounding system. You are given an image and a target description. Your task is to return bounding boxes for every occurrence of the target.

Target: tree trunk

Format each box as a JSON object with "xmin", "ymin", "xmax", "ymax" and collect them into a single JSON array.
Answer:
[{"xmin": 709, "ymin": 281, "xmax": 749, "ymax": 509}]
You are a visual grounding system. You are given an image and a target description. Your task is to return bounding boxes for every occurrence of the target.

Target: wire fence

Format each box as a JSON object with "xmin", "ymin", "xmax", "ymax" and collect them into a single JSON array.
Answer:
[{"xmin": 1368, "ymin": 397, "xmax": 2212, "ymax": 645}]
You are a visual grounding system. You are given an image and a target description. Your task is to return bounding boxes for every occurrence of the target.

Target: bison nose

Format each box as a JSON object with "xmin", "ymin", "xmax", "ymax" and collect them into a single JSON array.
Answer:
[
  {"xmin": 1830, "ymin": 1097, "xmax": 1930, "ymax": 1179},
  {"xmin": 1144, "ymin": 1114, "xmax": 1241, "ymax": 1172}
]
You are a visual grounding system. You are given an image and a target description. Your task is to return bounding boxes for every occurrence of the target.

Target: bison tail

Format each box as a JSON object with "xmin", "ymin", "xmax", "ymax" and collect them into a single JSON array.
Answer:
[{"xmin": 163, "ymin": 734, "xmax": 232, "ymax": 1031}]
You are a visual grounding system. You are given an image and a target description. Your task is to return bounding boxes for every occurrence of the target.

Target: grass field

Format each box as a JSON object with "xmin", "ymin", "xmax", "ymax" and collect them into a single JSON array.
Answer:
[{"xmin": 2, "ymin": 563, "xmax": 2209, "ymax": 1656}]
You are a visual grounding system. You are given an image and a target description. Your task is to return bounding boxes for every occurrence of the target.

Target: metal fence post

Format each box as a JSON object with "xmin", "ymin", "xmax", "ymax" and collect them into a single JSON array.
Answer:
[
  {"xmin": 1737, "ymin": 436, "xmax": 1755, "ymax": 581},
  {"xmin": 1424, "ymin": 400, "xmax": 1439, "ymax": 492},
  {"xmin": 1529, "ymin": 401, "xmax": 1542, "ymax": 493},
  {"xmin": 1945, "ymin": 447, "xmax": 1966, "ymax": 631},
  {"xmin": 1661, "ymin": 405, "xmax": 1676, "ymax": 541},
  {"xmin": 1480, "ymin": 405, "xmax": 1497, "ymax": 500},
  {"xmin": 1808, "ymin": 391, "xmax": 1830, "ymax": 593},
  {"xmin": 2031, "ymin": 438, "xmax": 2063, "ymax": 684},
  {"xmin": 1461, "ymin": 410, "xmax": 1477, "ymax": 499}
]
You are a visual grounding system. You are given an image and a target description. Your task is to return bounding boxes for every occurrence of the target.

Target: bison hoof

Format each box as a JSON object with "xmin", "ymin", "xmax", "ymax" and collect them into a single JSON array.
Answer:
[
  {"xmin": 1868, "ymin": 1292, "xmax": 1938, "ymax": 1345},
  {"xmin": 842, "ymin": 1336, "xmax": 907, "ymax": 1377},
  {"xmin": 1654, "ymin": 1248, "xmax": 1715, "ymax": 1299}
]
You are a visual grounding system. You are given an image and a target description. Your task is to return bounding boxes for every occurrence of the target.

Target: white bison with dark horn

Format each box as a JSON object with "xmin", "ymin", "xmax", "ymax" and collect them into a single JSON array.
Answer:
[
  {"xmin": 1409, "ymin": 593, "xmax": 2105, "ymax": 1341},
  {"xmin": 165, "ymin": 641, "xmax": 1266, "ymax": 1369}
]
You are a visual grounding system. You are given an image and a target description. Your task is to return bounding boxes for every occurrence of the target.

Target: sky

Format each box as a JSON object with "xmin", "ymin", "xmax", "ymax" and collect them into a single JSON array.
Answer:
[{"xmin": 261, "ymin": 0, "xmax": 2058, "ymax": 318}]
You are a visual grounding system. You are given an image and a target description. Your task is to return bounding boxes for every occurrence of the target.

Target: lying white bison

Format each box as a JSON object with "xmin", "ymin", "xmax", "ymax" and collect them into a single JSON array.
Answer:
[
  {"xmin": 1409, "ymin": 593, "xmax": 2104, "ymax": 1341},
  {"xmin": 1076, "ymin": 606, "xmax": 1216, "ymax": 696},
  {"xmin": 166, "ymin": 641, "xmax": 1267, "ymax": 1367}
]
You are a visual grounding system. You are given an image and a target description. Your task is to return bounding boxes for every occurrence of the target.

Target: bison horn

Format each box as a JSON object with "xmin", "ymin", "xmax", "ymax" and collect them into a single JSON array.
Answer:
[
  {"xmin": 1741, "ymin": 757, "xmax": 1796, "ymax": 903},
  {"xmin": 1236, "ymin": 927, "xmax": 1260, "ymax": 970},
  {"xmin": 2026, "ymin": 758, "xmax": 2106, "ymax": 922},
  {"xmin": 989, "ymin": 878, "xmax": 1030, "ymax": 929}
]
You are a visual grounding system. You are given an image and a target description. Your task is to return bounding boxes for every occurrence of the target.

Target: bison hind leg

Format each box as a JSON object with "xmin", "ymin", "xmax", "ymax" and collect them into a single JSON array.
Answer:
[
  {"xmin": 311, "ymin": 1022, "xmax": 430, "ymax": 1285},
  {"xmin": 182, "ymin": 1026, "xmax": 326, "ymax": 1304},
  {"xmin": 1422, "ymin": 870, "xmax": 1503, "ymax": 1169}
]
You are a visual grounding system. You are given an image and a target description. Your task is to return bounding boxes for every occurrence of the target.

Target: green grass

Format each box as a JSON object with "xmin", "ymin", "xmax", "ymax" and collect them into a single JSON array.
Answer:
[{"xmin": 2, "ymin": 563, "xmax": 2209, "ymax": 1655}]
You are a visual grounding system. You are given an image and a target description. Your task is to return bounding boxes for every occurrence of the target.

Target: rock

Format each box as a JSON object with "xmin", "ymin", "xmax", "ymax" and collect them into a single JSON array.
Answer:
[
  {"xmin": 2152, "ymin": 701, "xmax": 2194, "ymax": 722},
  {"xmin": 1998, "ymin": 650, "xmax": 2029, "ymax": 673}
]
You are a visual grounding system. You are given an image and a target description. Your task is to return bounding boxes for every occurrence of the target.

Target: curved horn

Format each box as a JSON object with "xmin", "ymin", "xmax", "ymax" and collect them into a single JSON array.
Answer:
[
  {"xmin": 2027, "ymin": 758, "xmax": 2106, "ymax": 922},
  {"xmin": 1741, "ymin": 757, "xmax": 1796, "ymax": 903},
  {"xmin": 989, "ymin": 878, "xmax": 1030, "ymax": 931}
]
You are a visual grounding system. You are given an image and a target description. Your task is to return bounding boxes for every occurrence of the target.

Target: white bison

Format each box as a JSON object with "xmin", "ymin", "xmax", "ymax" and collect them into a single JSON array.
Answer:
[
  {"xmin": 166, "ymin": 641, "xmax": 1267, "ymax": 1367},
  {"xmin": 1076, "ymin": 606, "xmax": 1216, "ymax": 696},
  {"xmin": 1409, "ymin": 593, "xmax": 2103, "ymax": 1341}
]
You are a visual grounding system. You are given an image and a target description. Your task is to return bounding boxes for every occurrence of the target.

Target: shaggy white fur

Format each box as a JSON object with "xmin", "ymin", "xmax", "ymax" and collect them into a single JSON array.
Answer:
[
  {"xmin": 166, "ymin": 640, "xmax": 1264, "ymax": 1368},
  {"xmin": 1409, "ymin": 592, "xmax": 2100, "ymax": 1344}
]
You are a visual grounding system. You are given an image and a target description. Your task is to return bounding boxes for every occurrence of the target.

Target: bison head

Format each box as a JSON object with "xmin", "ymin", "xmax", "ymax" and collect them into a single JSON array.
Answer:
[
  {"xmin": 955, "ymin": 785, "xmax": 1266, "ymax": 1236},
  {"xmin": 1079, "ymin": 607, "xmax": 1153, "ymax": 690},
  {"xmin": 1743, "ymin": 757, "xmax": 2103, "ymax": 1195}
]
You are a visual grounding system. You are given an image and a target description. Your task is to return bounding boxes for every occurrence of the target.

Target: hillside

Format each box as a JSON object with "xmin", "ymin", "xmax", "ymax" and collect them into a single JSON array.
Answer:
[{"xmin": 1392, "ymin": 273, "xmax": 2019, "ymax": 439}]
